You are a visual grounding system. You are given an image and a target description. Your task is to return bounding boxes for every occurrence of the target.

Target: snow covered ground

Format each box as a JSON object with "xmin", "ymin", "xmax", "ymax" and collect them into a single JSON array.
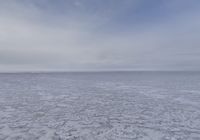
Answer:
[{"xmin": 0, "ymin": 72, "xmax": 200, "ymax": 140}]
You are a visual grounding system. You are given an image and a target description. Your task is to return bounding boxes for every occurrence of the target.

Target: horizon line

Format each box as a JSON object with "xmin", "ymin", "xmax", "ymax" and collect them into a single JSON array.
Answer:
[{"xmin": 0, "ymin": 69, "xmax": 200, "ymax": 74}]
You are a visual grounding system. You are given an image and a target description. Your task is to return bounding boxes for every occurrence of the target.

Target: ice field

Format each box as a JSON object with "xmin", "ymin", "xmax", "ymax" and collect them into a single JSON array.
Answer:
[{"xmin": 0, "ymin": 72, "xmax": 200, "ymax": 140}]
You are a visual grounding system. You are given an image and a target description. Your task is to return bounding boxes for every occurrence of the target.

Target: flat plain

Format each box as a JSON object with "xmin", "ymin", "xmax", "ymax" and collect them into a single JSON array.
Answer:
[{"xmin": 0, "ymin": 72, "xmax": 200, "ymax": 140}]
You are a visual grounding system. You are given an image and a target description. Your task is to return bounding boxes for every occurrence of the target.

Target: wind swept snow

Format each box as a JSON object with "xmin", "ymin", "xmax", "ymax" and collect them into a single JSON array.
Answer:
[{"xmin": 0, "ymin": 72, "xmax": 200, "ymax": 140}]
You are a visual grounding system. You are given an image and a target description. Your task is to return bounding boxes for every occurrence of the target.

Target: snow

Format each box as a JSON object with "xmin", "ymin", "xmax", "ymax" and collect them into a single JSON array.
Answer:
[{"xmin": 0, "ymin": 72, "xmax": 200, "ymax": 140}]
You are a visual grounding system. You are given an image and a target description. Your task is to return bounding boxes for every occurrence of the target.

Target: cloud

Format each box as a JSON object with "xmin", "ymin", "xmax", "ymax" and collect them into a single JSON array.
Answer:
[{"xmin": 0, "ymin": 0, "xmax": 200, "ymax": 71}]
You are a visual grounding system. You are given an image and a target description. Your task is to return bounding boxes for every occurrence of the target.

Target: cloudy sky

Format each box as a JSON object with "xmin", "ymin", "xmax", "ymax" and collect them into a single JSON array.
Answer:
[{"xmin": 0, "ymin": 0, "xmax": 200, "ymax": 71}]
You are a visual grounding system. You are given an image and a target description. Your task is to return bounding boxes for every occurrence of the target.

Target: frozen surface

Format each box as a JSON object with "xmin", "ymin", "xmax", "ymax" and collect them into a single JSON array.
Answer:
[{"xmin": 0, "ymin": 72, "xmax": 200, "ymax": 140}]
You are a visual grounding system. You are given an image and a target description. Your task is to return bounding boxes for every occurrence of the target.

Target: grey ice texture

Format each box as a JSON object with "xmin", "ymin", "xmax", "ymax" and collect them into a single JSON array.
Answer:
[{"xmin": 0, "ymin": 72, "xmax": 200, "ymax": 140}]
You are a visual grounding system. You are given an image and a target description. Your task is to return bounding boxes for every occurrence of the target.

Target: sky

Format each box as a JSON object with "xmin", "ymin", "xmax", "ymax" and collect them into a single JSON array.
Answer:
[{"xmin": 0, "ymin": 0, "xmax": 200, "ymax": 72}]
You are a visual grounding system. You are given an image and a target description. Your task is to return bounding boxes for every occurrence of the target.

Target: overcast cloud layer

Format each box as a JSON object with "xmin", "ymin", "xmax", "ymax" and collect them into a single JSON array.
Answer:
[{"xmin": 0, "ymin": 0, "xmax": 200, "ymax": 71}]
